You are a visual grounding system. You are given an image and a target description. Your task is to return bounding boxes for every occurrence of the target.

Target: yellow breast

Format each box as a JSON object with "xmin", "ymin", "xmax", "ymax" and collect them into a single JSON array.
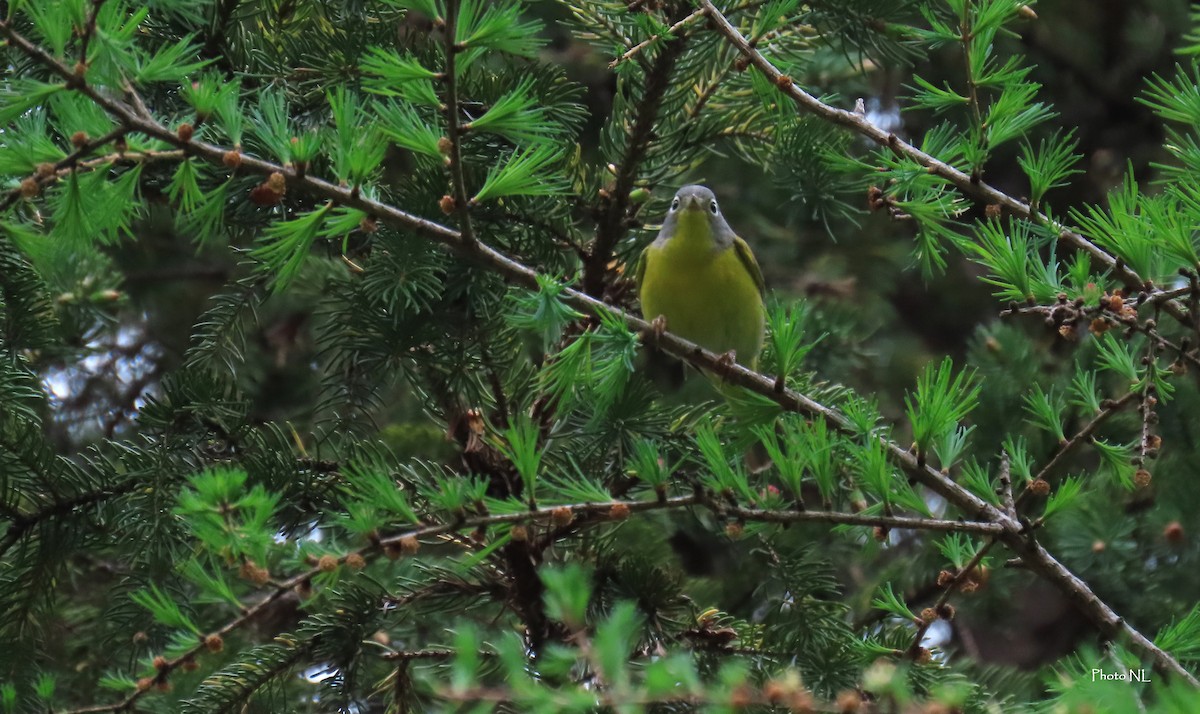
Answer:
[{"xmin": 639, "ymin": 228, "xmax": 765, "ymax": 367}]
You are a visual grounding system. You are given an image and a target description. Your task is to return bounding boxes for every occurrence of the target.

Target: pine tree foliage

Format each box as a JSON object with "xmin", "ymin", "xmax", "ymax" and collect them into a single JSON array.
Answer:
[{"xmin": 3, "ymin": 0, "xmax": 1200, "ymax": 712}]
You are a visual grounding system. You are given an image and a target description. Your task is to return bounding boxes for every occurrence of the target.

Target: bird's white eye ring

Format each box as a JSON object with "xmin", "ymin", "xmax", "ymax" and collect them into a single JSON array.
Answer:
[
  {"xmin": 670, "ymin": 197, "xmax": 680, "ymax": 212},
  {"xmin": 709, "ymin": 200, "xmax": 719, "ymax": 215}
]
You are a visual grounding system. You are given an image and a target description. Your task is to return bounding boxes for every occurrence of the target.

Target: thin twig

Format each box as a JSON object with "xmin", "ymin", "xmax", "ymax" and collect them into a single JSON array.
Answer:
[
  {"xmin": 121, "ymin": 79, "xmax": 156, "ymax": 121},
  {"xmin": 52, "ymin": 494, "xmax": 995, "ymax": 713},
  {"xmin": 958, "ymin": 1, "xmax": 985, "ymax": 181},
  {"xmin": 1144, "ymin": 284, "xmax": 1193, "ymax": 307},
  {"xmin": 0, "ymin": 481, "xmax": 139, "ymax": 559},
  {"xmin": 1138, "ymin": 333, "xmax": 1160, "ymax": 470},
  {"xmin": 433, "ymin": 686, "xmax": 839, "ymax": 711},
  {"xmin": 381, "ymin": 648, "xmax": 460, "ymax": 661},
  {"xmin": 441, "ymin": 0, "xmax": 476, "ymax": 245},
  {"xmin": 0, "ymin": 126, "xmax": 133, "ymax": 212},
  {"xmin": 584, "ymin": 12, "xmax": 688, "ymax": 297},
  {"xmin": 60, "ymin": 580, "xmax": 307, "ymax": 713},
  {"xmin": 609, "ymin": 8, "xmax": 706, "ymax": 68},
  {"xmin": 1019, "ymin": 391, "xmax": 1139, "ymax": 508},
  {"xmin": 382, "ymin": 497, "xmax": 1001, "ymax": 543},
  {"xmin": 907, "ymin": 540, "xmax": 996, "ymax": 658},
  {"xmin": 77, "ymin": 0, "xmax": 109, "ymax": 67},
  {"xmin": 1003, "ymin": 301, "xmax": 1200, "ymax": 372}
]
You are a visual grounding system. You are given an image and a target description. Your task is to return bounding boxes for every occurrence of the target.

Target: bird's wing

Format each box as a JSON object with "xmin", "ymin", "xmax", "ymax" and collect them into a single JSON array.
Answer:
[
  {"xmin": 733, "ymin": 236, "xmax": 765, "ymax": 296},
  {"xmin": 634, "ymin": 245, "xmax": 649, "ymax": 287}
]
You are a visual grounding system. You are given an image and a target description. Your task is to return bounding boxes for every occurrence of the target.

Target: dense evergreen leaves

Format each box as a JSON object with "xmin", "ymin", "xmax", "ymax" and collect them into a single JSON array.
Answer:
[{"xmin": 3, "ymin": 0, "xmax": 1200, "ymax": 712}]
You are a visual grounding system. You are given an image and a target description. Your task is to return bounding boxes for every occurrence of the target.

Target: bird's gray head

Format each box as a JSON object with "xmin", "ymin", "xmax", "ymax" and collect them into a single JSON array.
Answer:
[{"xmin": 656, "ymin": 184, "xmax": 736, "ymax": 246}]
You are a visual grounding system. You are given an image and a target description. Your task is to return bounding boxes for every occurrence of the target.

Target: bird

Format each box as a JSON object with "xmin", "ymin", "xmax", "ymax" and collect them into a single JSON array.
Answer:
[{"xmin": 636, "ymin": 185, "xmax": 766, "ymax": 373}]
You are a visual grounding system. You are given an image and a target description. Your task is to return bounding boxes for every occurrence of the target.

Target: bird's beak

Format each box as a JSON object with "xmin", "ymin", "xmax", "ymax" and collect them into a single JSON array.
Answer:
[{"xmin": 681, "ymin": 194, "xmax": 703, "ymax": 211}]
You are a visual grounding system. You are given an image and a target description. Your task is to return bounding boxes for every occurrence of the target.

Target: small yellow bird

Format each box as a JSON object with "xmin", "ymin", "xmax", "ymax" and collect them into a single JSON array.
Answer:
[{"xmin": 636, "ymin": 185, "xmax": 766, "ymax": 370}]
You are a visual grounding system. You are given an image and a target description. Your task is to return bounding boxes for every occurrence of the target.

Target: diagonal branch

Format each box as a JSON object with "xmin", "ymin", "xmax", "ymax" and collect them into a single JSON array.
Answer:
[
  {"xmin": 1023, "ymin": 390, "xmax": 1138, "ymax": 505},
  {"xmin": 0, "ymin": 126, "xmax": 132, "ymax": 212},
  {"xmin": 77, "ymin": 0, "xmax": 110, "ymax": 68},
  {"xmin": 609, "ymin": 8, "xmax": 706, "ymax": 69},
  {"xmin": 696, "ymin": 0, "xmax": 1191, "ymax": 329},
  {"xmin": 1, "ymin": 16, "xmax": 1193, "ymax": 687},
  {"xmin": 583, "ymin": 8, "xmax": 688, "ymax": 298},
  {"xmin": 201, "ymin": 0, "xmax": 243, "ymax": 71},
  {"xmin": 0, "ymin": 481, "xmax": 140, "ymax": 559},
  {"xmin": 440, "ymin": 0, "xmax": 477, "ymax": 245},
  {"xmin": 907, "ymin": 538, "xmax": 996, "ymax": 659},
  {"xmin": 1003, "ymin": 301, "xmax": 1200, "ymax": 372}
]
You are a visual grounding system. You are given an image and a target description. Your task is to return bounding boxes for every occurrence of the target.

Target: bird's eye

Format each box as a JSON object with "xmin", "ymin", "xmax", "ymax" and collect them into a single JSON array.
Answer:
[
  {"xmin": 670, "ymin": 198, "xmax": 680, "ymax": 212},
  {"xmin": 709, "ymin": 200, "xmax": 719, "ymax": 215}
]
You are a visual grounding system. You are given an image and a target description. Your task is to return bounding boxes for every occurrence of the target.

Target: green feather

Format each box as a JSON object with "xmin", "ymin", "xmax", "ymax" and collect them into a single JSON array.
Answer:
[{"xmin": 732, "ymin": 235, "xmax": 766, "ymax": 297}]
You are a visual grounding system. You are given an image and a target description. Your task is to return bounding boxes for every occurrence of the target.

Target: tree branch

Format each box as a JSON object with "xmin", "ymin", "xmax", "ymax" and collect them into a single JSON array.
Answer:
[
  {"xmin": 381, "ymin": 648, "xmax": 459, "ymax": 661},
  {"xmin": 957, "ymin": 1, "xmax": 984, "ymax": 181},
  {"xmin": 583, "ymin": 9, "xmax": 688, "ymax": 297},
  {"xmin": 51, "ymin": 493, "xmax": 997, "ymax": 712},
  {"xmin": 77, "ymin": 0, "xmax": 110, "ymax": 68},
  {"xmin": 907, "ymin": 539, "xmax": 995, "ymax": 658},
  {"xmin": 997, "ymin": 449, "xmax": 1015, "ymax": 517},
  {"xmin": 0, "ymin": 126, "xmax": 135, "ymax": 212},
  {"xmin": 1022, "ymin": 390, "xmax": 1138, "ymax": 505},
  {"xmin": 0, "ymin": 481, "xmax": 139, "ymax": 559},
  {"xmin": 609, "ymin": 8, "xmax": 706, "ymax": 69},
  {"xmin": 1002, "ymin": 300, "xmax": 1200, "ymax": 373},
  {"xmin": 696, "ymin": 0, "xmax": 1192, "ymax": 329},
  {"xmin": 441, "ymin": 0, "xmax": 477, "ymax": 245}
]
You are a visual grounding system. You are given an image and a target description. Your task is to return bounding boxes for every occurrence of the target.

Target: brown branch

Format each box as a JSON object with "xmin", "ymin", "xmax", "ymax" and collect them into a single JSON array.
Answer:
[
  {"xmin": 0, "ymin": 481, "xmax": 139, "ymax": 559},
  {"xmin": 1144, "ymin": 283, "xmax": 1193, "ymax": 308},
  {"xmin": 434, "ymin": 685, "xmax": 838, "ymax": 711},
  {"xmin": 1020, "ymin": 391, "xmax": 1139, "ymax": 506},
  {"xmin": 609, "ymin": 8, "xmax": 706, "ymax": 69},
  {"xmin": 958, "ymin": 2, "xmax": 984, "ymax": 181},
  {"xmin": 684, "ymin": 1, "xmax": 777, "ymax": 121},
  {"xmin": 696, "ymin": 0, "xmax": 1191, "ymax": 329},
  {"xmin": 394, "ymin": 497, "xmax": 999, "ymax": 544},
  {"xmin": 907, "ymin": 539, "xmax": 995, "ymax": 658},
  {"xmin": 717, "ymin": 502, "xmax": 1000, "ymax": 533},
  {"xmin": 52, "ymin": 494, "xmax": 993, "ymax": 712},
  {"xmin": 59, "ymin": 595, "xmax": 312, "ymax": 714},
  {"xmin": 381, "ymin": 648, "xmax": 459, "ymax": 661},
  {"xmin": 901, "ymin": 419, "xmax": 1121, "ymax": 653},
  {"xmin": 1139, "ymin": 327, "xmax": 1200, "ymax": 372},
  {"xmin": 0, "ymin": 126, "xmax": 134, "ymax": 212},
  {"xmin": 583, "ymin": 8, "xmax": 689, "ymax": 298},
  {"xmin": 502, "ymin": 537, "xmax": 558, "ymax": 652},
  {"xmin": 440, "ymin": 0, "xmax": 477, "ymax": 245},
  {"xmin": 1003, "ymin": 300, "xmax": 1200, "ymax": 373},
  {"xmin": 1138, "ymin": 341, "xmax": 1159, "ymax": 467},
  {"xmin": 77, "ymin": 0, "xmax": 109, "ymax": 68},
  {"xmin": 568, "ymin": 5, "xmax": 652, "ymax": 73}
]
